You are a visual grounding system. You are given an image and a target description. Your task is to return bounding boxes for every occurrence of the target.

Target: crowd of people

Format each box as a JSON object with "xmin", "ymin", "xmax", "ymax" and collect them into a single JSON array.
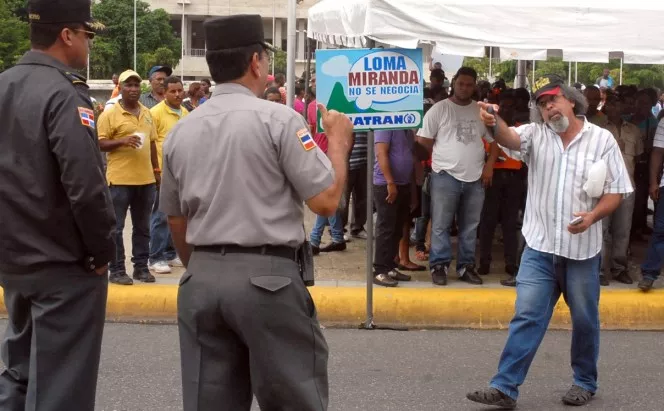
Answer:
[
  {"xmin": 256, "ymin": 64, "xmax": 662, "ymax": 291},
  {"xmin": 96, "ymin": 61, "xmax": 662, "ymax": 291}
]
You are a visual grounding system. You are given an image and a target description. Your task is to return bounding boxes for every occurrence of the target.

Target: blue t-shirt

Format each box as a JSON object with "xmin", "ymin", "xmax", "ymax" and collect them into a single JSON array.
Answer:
[{"xmin": 373, "ymin": 129, "xmax": 414, "ymax": 185}]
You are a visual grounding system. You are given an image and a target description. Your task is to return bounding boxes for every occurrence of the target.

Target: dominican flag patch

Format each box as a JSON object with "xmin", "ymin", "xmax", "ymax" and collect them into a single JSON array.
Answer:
[
  {"xmin": 78, "ymin": 107, "xmax": 95, "ymax": 128},
  {"xmin": 297, "ymin": 129, "xmax": 316, "ymax": 151}
]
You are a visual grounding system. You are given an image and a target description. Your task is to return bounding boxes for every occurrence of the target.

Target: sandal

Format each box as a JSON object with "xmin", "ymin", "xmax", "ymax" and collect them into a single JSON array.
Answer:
[
  {"xmin": 466, "ymin": 388, "xmax": 516, "ymax": 409},
  {"xmin": 562, "ymin": 385, "xmax": 594, "ymax": 406}
]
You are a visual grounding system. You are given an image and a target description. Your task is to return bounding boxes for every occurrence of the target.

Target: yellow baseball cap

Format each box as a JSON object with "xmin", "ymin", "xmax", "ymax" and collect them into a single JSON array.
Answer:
[{"xmin": 118, "ymin": 70, "xmax": 142, "ymax": 84}]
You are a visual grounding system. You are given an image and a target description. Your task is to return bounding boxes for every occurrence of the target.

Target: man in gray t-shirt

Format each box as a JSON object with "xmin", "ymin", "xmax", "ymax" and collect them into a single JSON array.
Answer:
[{"xmin": 416, "ymin": 66, "xmax": 496, "ymax": 286}]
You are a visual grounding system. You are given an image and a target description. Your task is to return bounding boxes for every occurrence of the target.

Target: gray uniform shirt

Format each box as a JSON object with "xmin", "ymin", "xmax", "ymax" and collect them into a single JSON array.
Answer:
[{"xmin": 160, "ymin": 83, "xmax": 333, "ymax": 247}]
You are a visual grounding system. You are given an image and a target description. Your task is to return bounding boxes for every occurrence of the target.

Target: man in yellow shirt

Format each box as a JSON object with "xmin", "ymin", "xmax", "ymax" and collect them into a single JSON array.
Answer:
[
  {"xmin": 148, "ymin": 76, "xmax": 189, "ymax": 273},
  {"xmin": 97, "ymin": 69, "xmax": 161, "ymax": 285}
]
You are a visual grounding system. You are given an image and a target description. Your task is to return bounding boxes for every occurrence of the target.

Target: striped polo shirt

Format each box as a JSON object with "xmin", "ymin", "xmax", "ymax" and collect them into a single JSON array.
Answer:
[
  {"xmin": 491, "ymin": 117, "xmax": 633, "ymax": 260},
  {"xmin": 349, "ymin": 132, "xmax": 368, "ymax": 171}
]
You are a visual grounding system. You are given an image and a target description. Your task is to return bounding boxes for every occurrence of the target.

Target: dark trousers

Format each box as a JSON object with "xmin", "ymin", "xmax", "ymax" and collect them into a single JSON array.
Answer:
[
  {"xmin": 109, "ymin": 184, "xmax": 156, "ymax": 273},
  {"xmin": 415, "ymin": 174, "xmax": 432, "ymax": 252},
  {"xmin": 479, "ymin": 169, "xmax": 524, "ymax": 269},
  {"xmin": 178, "ymin": 251, "xmax": 329, "ymax": 411},
  {"xmin": 341, "ymin": 167, "xmax": 368, "ymax": 233},
  {"xmin": 373, "ymin": 184, "xmax": 411, "ymax": 274},
  {"xmin": 149, "ymin": 192, "xmax": 177, "ymax": 264},
  {"xmin": 0, "ymin": 267, "xmax": 107, "ymax": 411},
  {"xmin": 632, "ymin": 161, "xmax": 650, "ymax": 233}
]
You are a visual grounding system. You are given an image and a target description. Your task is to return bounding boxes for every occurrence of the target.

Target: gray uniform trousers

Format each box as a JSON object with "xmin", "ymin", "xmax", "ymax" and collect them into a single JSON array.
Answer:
[
  {"xmin": 0, "ymin": 266, "xmax": 108, "ymax": 411},
  {"xmin": 178, "ymin": 251, "xmax": 329, "ymax": 411}
]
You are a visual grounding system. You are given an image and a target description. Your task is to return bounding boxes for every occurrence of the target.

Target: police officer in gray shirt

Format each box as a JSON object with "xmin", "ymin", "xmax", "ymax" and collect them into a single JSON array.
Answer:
[
  {"xmin": 160, "ymin": 14, "xmax": 353, "ymax": 411},
  {"xmin": 0, "ymin": 1, "xmax": 115, "ymax": 410}
]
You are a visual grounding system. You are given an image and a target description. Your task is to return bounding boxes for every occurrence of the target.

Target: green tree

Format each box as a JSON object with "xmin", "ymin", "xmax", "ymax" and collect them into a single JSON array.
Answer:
[
  {"xmin": 90, "ymin": 0, "xmax": 180, "ymax": 79},
  {"xmin": 462, "ymin": 57, "xmax": 517, "ymax": 84},
  {"xmin": 0, "ymin": 0, "xmax": 29, "ymax": 72},
  {"xmin": 273, "ymin": 49, "xmax": 287, "ymax": 75}
]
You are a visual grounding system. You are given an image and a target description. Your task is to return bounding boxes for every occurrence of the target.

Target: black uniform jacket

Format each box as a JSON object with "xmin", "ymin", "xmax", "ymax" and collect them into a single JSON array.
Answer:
[{"xmin": 0, "ymin": 51, "xmax": 116, "ymax": 273}]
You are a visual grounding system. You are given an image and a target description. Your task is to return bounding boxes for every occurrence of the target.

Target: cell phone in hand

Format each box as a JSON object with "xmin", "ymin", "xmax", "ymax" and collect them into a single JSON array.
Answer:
[{"xmin": 570, "ymin": 216, "xmax": 584, "ymax": 226}]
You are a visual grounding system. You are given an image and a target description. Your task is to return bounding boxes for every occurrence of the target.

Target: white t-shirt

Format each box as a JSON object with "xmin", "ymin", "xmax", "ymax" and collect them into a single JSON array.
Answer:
[
  {"xmin": 654, "ymin": 118, "xmax": 664, "ymax": 188},
  {"xmin": 417, "ymin": 99, "xmax": 488, "ymax": 182}
]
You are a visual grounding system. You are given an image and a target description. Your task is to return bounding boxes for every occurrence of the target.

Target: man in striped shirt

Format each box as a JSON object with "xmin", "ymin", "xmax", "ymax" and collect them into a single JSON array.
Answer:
[{"xmin": 466, "ymin": 75, "xmax": 632, "ymax": 409}]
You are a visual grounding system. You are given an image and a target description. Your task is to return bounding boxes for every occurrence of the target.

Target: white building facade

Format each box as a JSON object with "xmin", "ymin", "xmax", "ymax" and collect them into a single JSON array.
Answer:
[{"xmin": 146, "ymin": 0, "xmax": 320, "ymax": 79}]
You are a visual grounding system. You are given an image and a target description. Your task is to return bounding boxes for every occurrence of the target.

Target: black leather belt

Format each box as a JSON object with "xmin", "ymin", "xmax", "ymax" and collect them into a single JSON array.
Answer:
[{"xmin": 194, "ymin": 245, "xmax": 298, "ymax": 261}]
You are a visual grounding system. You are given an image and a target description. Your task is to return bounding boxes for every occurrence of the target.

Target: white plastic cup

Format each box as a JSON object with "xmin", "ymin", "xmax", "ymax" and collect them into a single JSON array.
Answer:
[{"xmin": 135, "ymin": 132, "xmax": 146, "ymax": 149}]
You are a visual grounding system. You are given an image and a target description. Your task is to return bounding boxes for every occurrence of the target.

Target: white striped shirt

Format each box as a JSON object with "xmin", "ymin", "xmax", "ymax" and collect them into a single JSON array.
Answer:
[{"xmin": 493, "ymin": 117, "xmax": 633, "ymax": 260}]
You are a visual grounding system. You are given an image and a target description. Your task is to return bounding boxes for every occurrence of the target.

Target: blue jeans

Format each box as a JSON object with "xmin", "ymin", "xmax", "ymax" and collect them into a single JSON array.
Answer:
[
  {"xmin": 490, "ymin": 247, "xmax": 601, "ymax": 400},
  {"xmin": 310, "ymin": 211, "xmax": 344, "ymax": 247},
  {"xmin": 149, "ymin": 193, "xmax": 176, "ymax": 264},
  {"xmin": 109, "ymin": 184, "xmax": 156, "ymax": 274},
  {"xmin": 641, "ymin": 188, "xmax": 664, "ymax": 280},
  {"xmin": 429, "ymin": 170, "xmax": 485, "ymax": 273}
]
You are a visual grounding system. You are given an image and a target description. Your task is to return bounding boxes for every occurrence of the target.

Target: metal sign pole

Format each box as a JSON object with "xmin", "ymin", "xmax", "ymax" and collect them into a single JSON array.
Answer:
[
  {"xmin": 362, "ymin": 41, "xmax": 376, "ymax": 330},
  {"xmin": 364, "ymin": 128, "xmax": 375, "ymax": 329}
]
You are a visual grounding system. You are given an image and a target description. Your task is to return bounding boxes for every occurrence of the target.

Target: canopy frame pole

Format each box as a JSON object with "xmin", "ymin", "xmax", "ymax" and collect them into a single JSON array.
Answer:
[
  {"xmin": 489, "ymin": 47, "xmax": 493, "ymax": 79},
  {"xmin": 286, "ymin": 0, "xmax": 296, "ymax": 108},
  {"xmin": 568, "ymin": 61, "xmax": 572, "ymax": 85},
  {"xmin": 574, "ymin": 62, "xmax": 578, "ymax": 83},
  {"xmin": 620, "ymin": 58, "xmax": 624, "ymax": 85},
  {"xmin": 532, "ymin": 60, "xmax": 535, "ymax": 87}
]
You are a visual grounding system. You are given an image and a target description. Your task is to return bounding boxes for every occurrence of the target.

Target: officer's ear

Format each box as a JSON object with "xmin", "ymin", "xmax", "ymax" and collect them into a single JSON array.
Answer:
[
  {"xmin": 249, "ymin": 51, "xmax": 262, "ymax": 77},
  {"xmin": 60, "ymin": 27, "xmax": 77, "ymax": 47}
]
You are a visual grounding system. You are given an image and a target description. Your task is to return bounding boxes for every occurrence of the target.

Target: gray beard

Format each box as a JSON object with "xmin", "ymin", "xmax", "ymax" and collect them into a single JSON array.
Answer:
[{"xmin": 548, "ymin": 114, "xmax": 570, "ymax": 133}]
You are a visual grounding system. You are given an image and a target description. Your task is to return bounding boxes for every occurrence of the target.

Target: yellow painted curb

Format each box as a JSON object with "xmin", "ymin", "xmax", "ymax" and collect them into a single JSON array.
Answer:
[{"xmin": 1, "ymin": 285, "xmax": 663, "ymax": 329}]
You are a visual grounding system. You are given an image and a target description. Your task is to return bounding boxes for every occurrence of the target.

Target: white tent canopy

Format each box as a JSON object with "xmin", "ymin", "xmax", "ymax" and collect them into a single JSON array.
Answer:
[{"xmin": 307, "ymin": 0, "xmax": 664, "ymax": 64}]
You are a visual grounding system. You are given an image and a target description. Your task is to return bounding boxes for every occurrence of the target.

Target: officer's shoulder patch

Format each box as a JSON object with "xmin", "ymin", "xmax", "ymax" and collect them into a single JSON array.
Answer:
[
  {"xmin": 297, "ymin": 128, "xmax": 317, "ymax": 151},
  {"xmin": 78, "ymin": 107, "xmax": 95, "ymax": 129}
]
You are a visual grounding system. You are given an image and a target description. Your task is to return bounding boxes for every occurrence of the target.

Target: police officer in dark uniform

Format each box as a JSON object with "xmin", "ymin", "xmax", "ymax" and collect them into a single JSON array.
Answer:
[
  {"xmin": 0, "ymin": 1, "xmax": 115, "ymax": 410},
  {"xmin": 159, "ymin": 15, "xmax": 354, "ymax": 411}
]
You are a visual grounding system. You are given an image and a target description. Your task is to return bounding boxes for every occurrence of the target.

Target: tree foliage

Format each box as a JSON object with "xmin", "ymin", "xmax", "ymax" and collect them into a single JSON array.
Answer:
[
  {"xmin": 464, "ymin": 56, "xmax": 664, "ymax": 90},
  {"xmin": 0, "ymin": 0, "xmax": 29, "ymax": 72},
  {"xmin": 90, "ymin": 0, "xmax": 180, "ymax": 79}
]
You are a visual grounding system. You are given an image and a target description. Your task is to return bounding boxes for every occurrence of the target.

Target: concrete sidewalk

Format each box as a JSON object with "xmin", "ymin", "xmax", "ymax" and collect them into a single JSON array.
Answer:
[{"xmin": 3, "ymin": 210, "xmax": 661, "ymax": 329}]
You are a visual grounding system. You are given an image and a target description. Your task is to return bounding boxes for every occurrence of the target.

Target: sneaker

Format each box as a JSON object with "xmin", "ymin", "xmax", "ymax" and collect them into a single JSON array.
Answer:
[
  {"xmin": 374, "ymin": 273, "xmax": 398, "ymax": 287},
  {"xmin": 638, "ymin": 277, "xmax": 654, "ymax": 292},
  {"xmin": 599, "ymin": 274, "xmax": 609, "ymax": 286},
  {"xmin": 351, "ymin": 230, "xmax": 368, "ymax": 240},
  {"xmin": 388, "ymin": 268, "xmax": 411, "ymax": 282},
  {"xmin": 133, "ymin": 268, "xmax": 156, "ymax": 283},
  {"xmin": 149, "ymin": 261, "xmax": 172, "ymax": 274},
  {"xmin": 500, "ymin": 276, "xmax": 517, "ymax": 287},
  {"xmin": 169, "ymin": 257, "xmax": 183, "ymax": 267},
  {"xmin": 109, "ymin": 272, "xmax": 133, "ymax": 285},
  {"xmin": 459, "ymin": 264, "xmax": 483, "ymax": 285},
  {"xmin": 320, "ymin": 242, "xmax": 347, "ymax": 252},
  {"xmin": 431, "ymin": 264, "xmax": 448, "ymax": 286},
  {"xmin": 343, "ymin": 234, "xmax": 351, "ymax": 242}
]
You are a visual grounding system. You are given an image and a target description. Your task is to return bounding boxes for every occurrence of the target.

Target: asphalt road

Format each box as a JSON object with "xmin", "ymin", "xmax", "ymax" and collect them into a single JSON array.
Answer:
[{"xmin": 1, "ymin": 321, "xmax": 662, "ymax": 410}]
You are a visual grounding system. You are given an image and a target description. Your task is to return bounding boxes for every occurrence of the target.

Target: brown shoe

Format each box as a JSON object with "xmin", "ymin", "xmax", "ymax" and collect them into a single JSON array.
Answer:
[
  {"xmin": 466, "ymin": 388, "xmax": 516, "ymax": 409},
  {"xmin": 613, "ymin": 270, "xmax": 633, "ymax": 284}
]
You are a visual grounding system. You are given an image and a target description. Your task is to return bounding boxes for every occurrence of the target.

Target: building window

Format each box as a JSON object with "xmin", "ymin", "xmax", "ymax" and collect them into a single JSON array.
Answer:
[{"xmin": 191, "ymin": 20, "xmax": 205, "ymax": 50}]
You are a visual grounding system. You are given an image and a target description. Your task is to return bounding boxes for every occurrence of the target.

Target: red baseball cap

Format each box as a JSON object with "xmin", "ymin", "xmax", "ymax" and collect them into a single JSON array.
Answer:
[{"xmin": 533, "ymin": 74, "xmax": 565, "ymax": 100}]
